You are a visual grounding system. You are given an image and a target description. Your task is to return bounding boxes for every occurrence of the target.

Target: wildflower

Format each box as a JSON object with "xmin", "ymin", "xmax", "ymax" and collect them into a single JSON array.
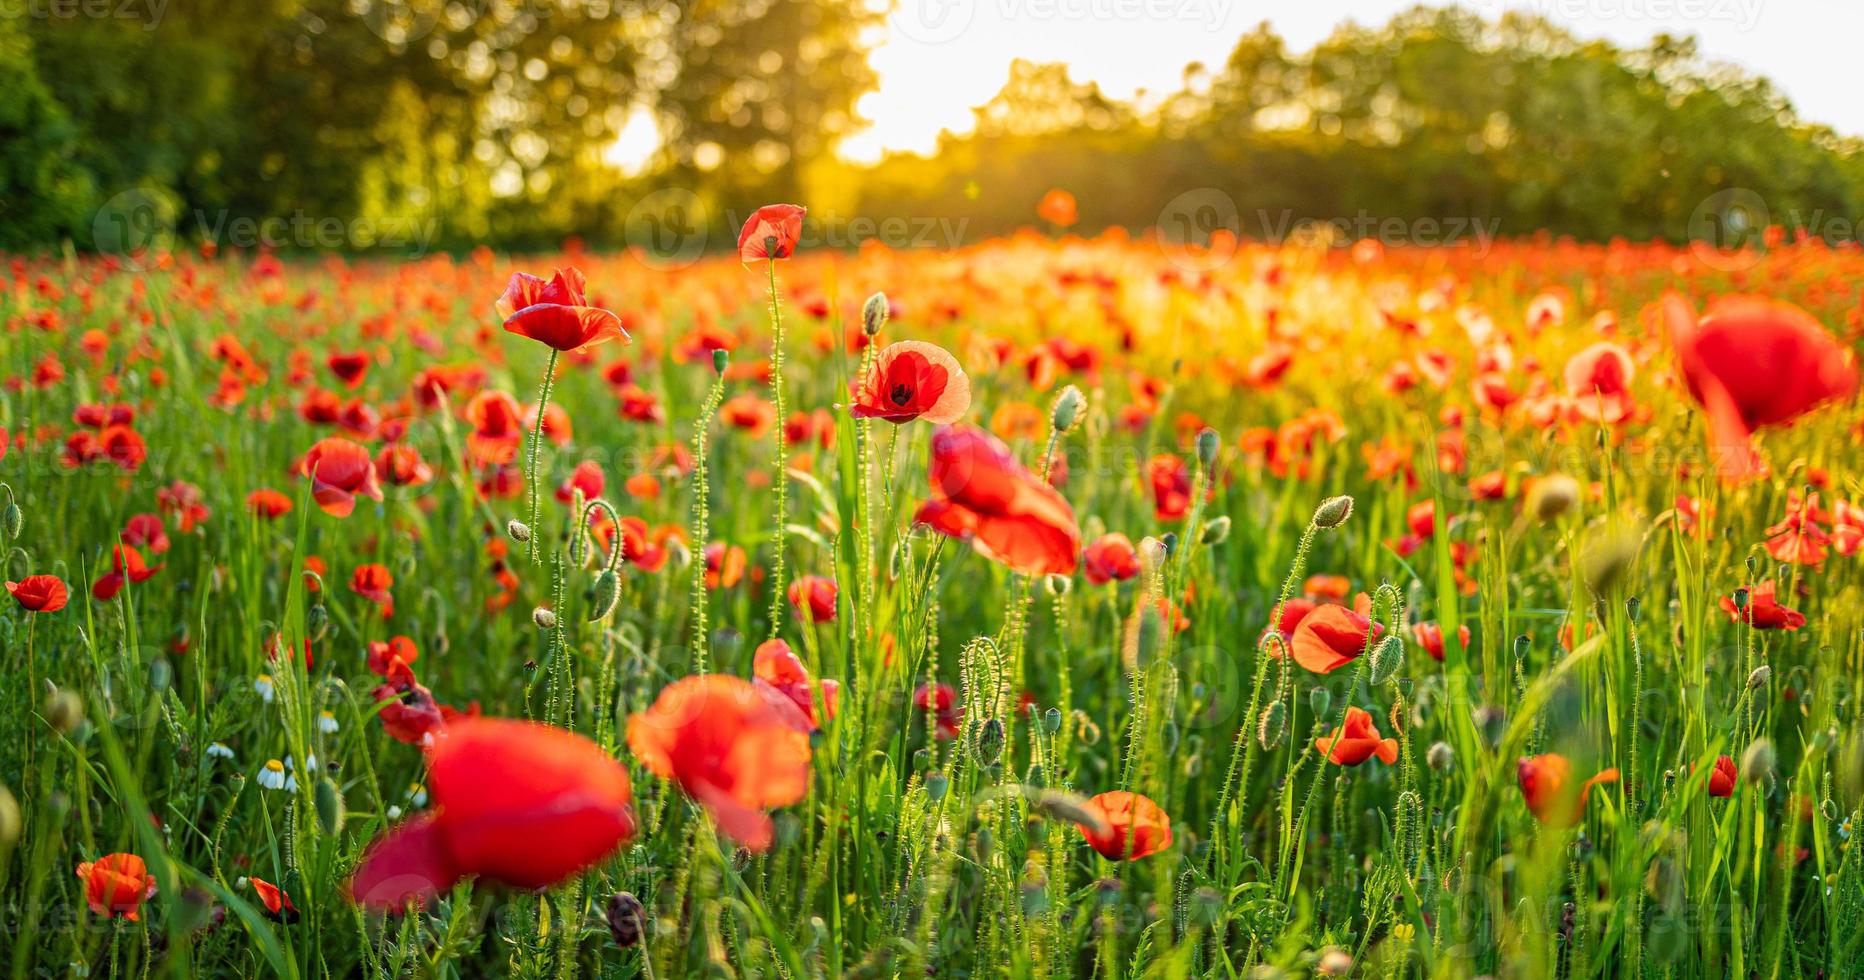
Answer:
[
  {"xmin": 1517, "ymin": 753, "xmax": 1619, "ymax": 825},
  {"xmin": 1707, "ymin": 755, "xmax": 1738, "ymax": 797},
  {"xmin": 1074, "ymin": 791, "xmax": 1171, "ymax": 860},
  {"xmin": 207, "ymin": 743, "xmax": 235, "ymax": 760},
  {"xmin": 249, "ymin": 877, "xmax": 298, "ymax": 923},
  {"xmin": 737, "ymin": 204, "xmax": 806, "ymax": 263},
  {"xmin": 495, "ymin": 268, "xmax": 627, "ymax": 353},
  {"xmin": 1719, "ymin": 581, "xmax": 1805, "ymax": 630},
  {"xmin": 1082, "ymin": 533, "xmax": 1141, "ymax": 585},
  {"xmin": 626, "ymin": 675, "xmax": 810, "ymax": 852},
  {"xmin": 1312, "ymin": 706, "xmax": 1399, "ymax": 766},
  {"xmin": 297, "ymin": 437, "xmax": 383, "ymax": 518},
  {"xmin": 75, "ymin": 854, "xmax": 157, "ymax": 920},
  {"xmin": 464, "ymin": 391, "xmax": 527, "ymax": 467},
  {"xmin": 253, "ymin": 674, "xmax": 275, "ymax": 703},
  {"xmin": 1146, "ymin": 454, "xmax": 1193, "ymax": 521},
  {"xmin": 349, "ymin": 718, "xmax": 636, "ymax": 908},
  {"xmin": 556, "ymin": 460, "xmax": 605, "ymax": 504},
  {"xmin": 6, "ymin": 575, "xmax": 68, "ymax": 613},
  {"xmin": 914, "ymin": 682, "xmax": 962, "ymax": 740},
  {"xmin": 850, "ymin": 341, "xmax": 971, "ymax": 425},
  {"xmin": 349, "ymin": 563, "xmax": 394, "ymax": 616},
  {"xmin": 247, "ymin": 489, "xmax": 293, "ymax": 519},
  {"xmin": 1037, "ymin": 188, "xmax": 1078, "ymax": 227},
  {"xmin": 1411, "ymin": 622, "xmax": 1471, "ymax": 661},
  {"xmin": 752, "ymin": 638, "xmax": 840, "ymax": 733},
  {"xmin": 1288, "ymin": 594, "xmax": 1384, "ymax": 674},
  {"xmin": 256, "ymin": 759, "xmax": 290, "ymax": 790},
  {"xmin": 914, "ymin": 426, "xmax": 1081, "ymax": 576},
  {"xmin": 787, "ymin": 575, "xmax": 838, "ymax": 623},
  {"xmin": 318, "ymin": 711, "xmax": 339, "ymax": 734}
]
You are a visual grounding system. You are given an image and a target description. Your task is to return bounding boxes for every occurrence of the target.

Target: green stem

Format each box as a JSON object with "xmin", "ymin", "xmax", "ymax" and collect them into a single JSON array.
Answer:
[
  {"xmin": 764, "ymin": 259, "xmax": 789, "ymax": 640},
  {"xmin": 526, "ymin": 348, "xmax": 561, "ymax": 564}
]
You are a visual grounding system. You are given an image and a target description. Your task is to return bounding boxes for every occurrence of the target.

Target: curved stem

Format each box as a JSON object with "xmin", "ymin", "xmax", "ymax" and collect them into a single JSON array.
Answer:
[{"xmin": 525, "ymin": 349, "xmax": 561, "ymax": 564}]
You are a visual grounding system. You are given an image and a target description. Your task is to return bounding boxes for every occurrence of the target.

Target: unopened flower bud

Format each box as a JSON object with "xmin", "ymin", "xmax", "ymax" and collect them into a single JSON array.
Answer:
[
  {"xmin": 1200, "ymin": 515, "xmax": 1231, "ymax": 545},
  {"xmin": 861, "ymin": 292, "xmax": 890, "ymax": 337},
  {"xmin": 1529, "ymin": 474, "xmax": 1580, "ymax": 522},
  {"xmin": 712, "ymin": 348, "xmax": 728, "ymax": 375},
  {"xmin": 1050, "ymin": 385, "xmax": 1085, "ymax": 433},
  {"xmin": 1747, "ymin": 665, "xmax": 1771, "ymax": 689},
  {"xmin": 314, "ymin": 777, "xmax": 345, "ymax": 836},
  {"xmin": 507, "ymin": 519, "xmax": 532, "ymax": 543},
  {"xmin": 1195, "ymin": 427, "xmax": 1219, "ymax": 467},
  {"xmin": 532, "ymin": 607, "xmax": 558, "ymax": 630},
  {"xmin": 44, "ymin": 688, "xmax": 82, "ymax": 734},
  {"xmin": 975, "ymin": 717, "xmax": 1005, "ymax": 765},
  {"xmin": 1257, "ymin": 700, "xmax": 1287, "ymax": 749},
  {"xmin": 2, "ymin": 502, "xmax": 20, "ymax": 539},
  {"xmin": 1369, "ymin": 634, "xmax": 1405, "ymax": 685},
  {"xmin": 605, "ymin": 891, "xmax": 646, "ymax": 947},
  {"xmin": 1427, "ymin": 741, "xmax": 1454, "ymax": 771},
  {"xmin": 587, "ymin": 569, "xmax": 622, "ymax": 621},
  {"xmin": 1044, "ymin": 573, "xmax": 1071, "ymax": 597},
  {"xmin": 1312, "ymin": 495, "xmax": 1354, "ymax": 529},
  {"xmin": 1741, "ymin": 738, "xmax": 1775, "ymax": 784},
  {"xmin": 1308, "ymin": 686, "xmax": 1330, "ymax": 718}
]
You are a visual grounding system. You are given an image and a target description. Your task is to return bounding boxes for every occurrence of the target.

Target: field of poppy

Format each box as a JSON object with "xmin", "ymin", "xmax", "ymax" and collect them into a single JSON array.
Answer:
[{"xmin": 1, "ymin": 207, "xmax": 1862, "ymax": 978}]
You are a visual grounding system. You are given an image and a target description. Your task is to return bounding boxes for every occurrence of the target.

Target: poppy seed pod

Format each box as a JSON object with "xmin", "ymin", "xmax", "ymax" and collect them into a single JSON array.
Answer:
[
  {"xmin": 862, "ymin": 292, "xmax": 889, "ymax": 337},
  {"xmin": 1044, "ymin": 573, "xmax": 1071, "ymax": 597},
  {"xmin": 605, "ymin": 891, "xmax": 646, "ymax": 947},
  {"xmin": 1049, "ymin": 385, "xmax": 1086, "ymax": 433},
  {"xmin": 1312, "ymin": 495, "xmax": 1354, "ymax": 529}
]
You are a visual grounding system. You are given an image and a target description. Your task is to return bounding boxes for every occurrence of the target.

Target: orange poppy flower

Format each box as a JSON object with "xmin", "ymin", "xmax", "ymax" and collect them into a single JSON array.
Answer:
[
  {"xmin": 1037, "ymin": 188, "xmax": 1078, "ymax": 228},
  {"xmin": 1664, "ymin": 294, "xmax": 1858, "ymax": 478},
  {"xmin": 247, "ymin": 488, "xmax": 293, "ymax": 519},
  {"xmin": 298, "ymin": 437, "xmax": 383, "ymax": 517},
  {"xmin": 1517, "ymin": 753, "xmax": 1619, "ymax": 825},
  {"xmin": 1075, "ymin": 790, "xmax": 1171, "ymax": 860},
  {"xmin": 7, "ymin": 574, "xmax": 68, "ymax": 613},
  {"xmin": 250, "ymin": 876, "xmax": 299, "ymax": 923},
  {"xmin": 703, "ymin": 542, "xmax": 745, "ymax": 588},
  {"xmin": 914, "ymin": 426, "xmax": 1080, "ymax": 576},
  {"xmin": 464, "ymin": 390, "xmax": 526, "ymax": 467},
  {"xmin": 495, "ymin": 268, "xmax": 627, "ymax": 353},
  {"xmin": 349, "ymin": 718, "xmax": 636, "ymax": 908},
  {"xmin": 1312, "ymin": 706, "xmax": 1399, "ymax": 766},
  {"xmin": 1082, "ymin": 533, "xmax": 1140, "ymax": 585},
  {"xmin": 753, "ymin": 638, "xmax": 839, "ymax": 733},
  {"xmin": 787, "ymin": 574, "xmax": 838, "ymax": 623},
  {"xmin": 737, "ymin": 204, "xmax": 806, "ymax": 263},
  {"xmin": 850, "ymin": 341, "xmax": 971, "ymax": 425},
  {"xmin": 75, "ymin": 853, "xmax": 157, "ymax": 920},
  {"xmin": 1411, "ymin": 622, "xmax": 1471, "ymax": 661},
  {"xmin": 1288, "ymin": 594, "xmax": 1383, "ymax": 674},
  {"xmin": 627, "ymin": 675, "xmax": 810, "ymax": 851}
]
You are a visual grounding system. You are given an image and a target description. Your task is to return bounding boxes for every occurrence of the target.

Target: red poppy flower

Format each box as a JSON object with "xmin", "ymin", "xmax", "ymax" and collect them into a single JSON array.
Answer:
[
  {"xmin": 373, "ymin": 680, "xmax": 446, "ymax": 745},
  {"xmin": 1664, "ymin": 294, "xmax": 1859, "ymax": 478},
  {"xmin": 349, "ymin": 718, "xmax": 636, "ymax": 908},
  {"xmin": 914, "ymin": 426, "xmax": 1080, "ymax": 576},
  {"xmin": 1562, "ymin": 342, "xmax": 1635, "ymax": 421},
  {"xmin": 250, "ymin": 876, "xmax": 299, "ymax": 923},
  {"xmin": 753, "ymin": 638, "xmax": 840, "ymax": 733},
  {"xmin": 350, "ymin": 563, "xmax": 394, "ymax": 615},
  {"xmin": 703, "ymin": 542, "xmax": 745, "ymax": 588},
  {"xmin": 464, "ymin": 391, "xmax": 526, "ymax": 467},
  {"xmin": 1288, "ymin": 594, "xmax": 1383, "ymax": 674},
  {"xmin": 93, "ymin": 545, "xmax": 162, "ymax": 601},
  {"xmin": 626, "ymin": 675, "xmax": 811, "ymax": 852},
  {"xmin": 298, "ymin": 437, "xmax": 383, "ymax": 517},
  {"xmin": 1411, "ymin": 622, "xmax": 1471, "ymax": 662},
  {"xmin": 247, "ymin": 489, "xmax": 293, "ymax": 519},
  {"xmin": 75, "ymin": 853, "xmax": 157, "ymax": 920},
  {"xmin": 377, "ymin": 444, "xmax": 435, "ymax": 487},
  {"xmin": 1719, "ymin": 581, "xmax": 1805, "ymax": 630},
  {"xmin": 121, "ymin": 513, "xmax": 169, "ymax": 554},
  {"xmin": 1312, "ymin": 706, "xmax": 1399, "ymax": 766},
  {"xmin": 1707, "ymin": 754, "xmax": 1738, "ymax": 798},
  {"xmin": 737, "ymin": 204, "xmax": 806, "ymax": 263},
  {"xmin": 327, "ymin": 351, "xmax": 370, "ymax": 389},
  {"xmin": 495, "ymin": 268, "xmax": 628, "ymax": 353},
  {"xmin": 556, "ymin": 460, "xmax": 605, "ymax": 504},
  {"xmin": 1518, "ymin": 754, "xmax": 1619, "ymax": 825},
  {"xmin": 720, "ymin": 393, "xmax": 777, "ymax": 437},
  {"xmin": 850, "ymin": 341, "xmax": 971, "ymax": 425},
  {"xmin": 914, "ymin": 682, "xmax": 962, "ymax": 740},
  {"xmin": 787, "ymin": 575, "xmax": 838, "ymax": 623},
  {"xmin": 1263, "ymin": 597, "xmax": 1317, "ymax": 646},
  {"xmin": 1146, "ymin": 455, "xmax": 1192, "ymax": 521},
  {"xmin": 1037, "ymin": 188, "xmax": 1078, "ymax": 228},
  {"xmin": 1082, "ymin": 533, "xmax": 1141, "ymax": 585},
  {"xmin": 7, "ymin": 575, "xmax": 68, "ymax": 613},
  {"xmin": 366, "ymin": 636, "xmax": 420, "ymax": 683},
  {"xmin": 1075, "ymin": 790, "xmax": 1171, "ymax": 860}
]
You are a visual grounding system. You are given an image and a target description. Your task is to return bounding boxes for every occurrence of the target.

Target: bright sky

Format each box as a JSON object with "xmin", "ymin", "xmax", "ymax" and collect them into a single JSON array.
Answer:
[{"xmin": 835, "ymin": 0, "xmax": 1857, "ymax": 161}]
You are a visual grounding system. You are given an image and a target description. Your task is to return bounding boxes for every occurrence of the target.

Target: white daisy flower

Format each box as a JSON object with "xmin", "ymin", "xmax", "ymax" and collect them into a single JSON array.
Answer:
[
  {"xmin": 386, "ymin": 805, "xmax": 403, "ymax": 820},
  {"xmin": 406, "ymin": 782, "xmax": 428, "ymax": 807},
  {"xmin": 317, "ymin": 711, "xmax": 339, "ymax": 734},
  {"xmin": 253, "ymin": 674, "xmax": 275, "ymax": 703},
  {"xmin": 256, "ymin": 759, "xmax": 288, "ymax": 790},
  {"xmin": 206, "ymin": 742, "xmax": 235, "ymax": 760}
]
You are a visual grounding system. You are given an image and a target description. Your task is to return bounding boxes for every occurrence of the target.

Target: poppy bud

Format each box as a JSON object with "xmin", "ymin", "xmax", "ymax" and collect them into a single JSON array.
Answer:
[
  {"xmin": 861, "ymin": 292, "xmax": 889, "ymax": 337},
  {"xmin": 975, "ymin": 718, "xmax": 1005, "ymax": 765},
  {"xmin": 0, "ymin": 783, "xmax": 17, "ymax": 857},
  {"xmin": 1158, "ymin": 532, "xmax": 1177, "ymax": 556},
  {"xmin": 307, "ymin": 604, "xmax": 329, "ymax": 641},
  {"xmin": 1747, "ymin": 665, "xmax": 1771, "ymax": 689},
  {"xmin": 666, "ymin": 538, "xmax": 692, "ymax": 571},
  {"xmin": 1043, "ymin": 707, "xmax": 1062, "ymax": 733},
  {"xmin": 2, "ymin": 502, "xmax": 20, "ymax": 539},
  {"xmin": 1312, "ymin": 495, "xmax": 1354, "ymax": 529},
  {"xmin": 314, "ymin": 777, "xmax": 344, "ymax": 836},
  {"xmin": 1740, "ymin": 738, "xmax": 1774, "ymax": 784},
  {"xmin": 1528, "ymin": 474, "xmax": 1580, "ymax": 522},
  {"xmin": 532, "ymin": 607, "xmax": 557, "ymax": 630},
  {"xmin": 507, "ymin": 519, "xmax": 532, "ymax": 543},
  {"xmin": 1044, "ymin": 573, "xmax": 1071, "ymax": 597},
  {"xmin": 1199, "ymin": 516, "xmax": 1231, "ymax": 545},
  {"xmin": 1049, "ymin": 385, "xmax": 1085, "ymax": 433},
  {"xmin": 1308, "ymin": 687, "xmax": 1330, "ymax": 718},
  {"xmin": 1625, "ymin": 595, "xmax": 1641, "ymax": 622},
  {"xmin": 1732, "ymin": 587, "xmax": 1750, "ymax": 609},
  {"xmin": 44, "ymin": 687, "xmax": 82, "ymax": 734},
  {"xmin": 712, "ymin": 348, "xmax": 728, "ymax": 375},
  {"xmin": 588, "ymin": 569, "xmax": 621, "ymax": 621},
  {"xmin": 1195, "ymin": 428, "xmax": 1219, "ymax": 468},
  {"xmin": 605, "ymin": 891, "xmax": 646, "ymax": 947},
  {"xmin": 924, "ymin": 772, "xmax": 949, "ymax": 800},
  {"xmin": 1257, "ymin": 700, "xmax": 1287, "ymax": 749},
  {"xmin": 1427, "ymin": 741, "xmax": 1454, "ymax": 771},
  {"xmin": 1369, "ymin": 634, "xmax": 1405, "ymax": 685}
]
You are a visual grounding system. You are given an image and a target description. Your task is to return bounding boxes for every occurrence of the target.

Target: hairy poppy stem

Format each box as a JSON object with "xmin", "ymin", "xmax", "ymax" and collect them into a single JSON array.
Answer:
[
  {"xmin": 689, "ymin": 368, "xmax": 727, "ymax": 674},
  {"xmin": 525, "ymin": 349, "xmax": 560, "ymax": 564},
  {"xmin": 764, "ymin": 258, "xmax": 789, "ymax": 640}
]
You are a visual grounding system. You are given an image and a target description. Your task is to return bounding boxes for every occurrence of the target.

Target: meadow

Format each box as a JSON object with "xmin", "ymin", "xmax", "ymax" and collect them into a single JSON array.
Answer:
[{"xmin": 1, "ymin": 207, "xmax": 1861, "ymax": 978}]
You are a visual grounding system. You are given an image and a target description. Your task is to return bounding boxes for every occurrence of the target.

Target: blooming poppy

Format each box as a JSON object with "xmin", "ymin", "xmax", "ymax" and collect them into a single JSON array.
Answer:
[
  {"xmin": 7, "ymin": 574, "xmax": 68, "ymax": 613},
  {"xmin": 495, "ymin": 268, "xmax": 627, "ymax": 354},
  {"xmin": 737, "ymin": 204, "xmax": 805, "ymax": 263},
  {"xmin": 1411, "ymin": 622, "xmax": 1471, "ymax": 662},
  {"xmin": 703, "ymin": 542, "xmax": 745, "ymax": 588},
  {"xmin": 1664, "ymin": 294, "xmax": 1859, "ymax": 478},
  {"xmin": 298, "ymin": 437, "xmax": 383, "ymax": 517},
  {"xmin": 247, "ymin": 488, "xmax": 293, "ymax": 519},
  {"xmin": 1082, "ymin": 533, "xmax": 1141, "ymax": 585},
  {"xmin": 752, "ymin": 638, "xmax": 839, "ymax": 732},
  {"xmin": 250, "ymin": 876, "xmax": 299, "ymax": 923},
  {"xmin": 1263, "ymin": 597, "xmax": 1317, "ymax": 646},
  {"xmin": 1719, "ymin": 581, "xmax": 1805, "ymax": 630},
  {"xmin": 1707, "ymin": 755, "xmax": 1737, "ymax": 798},
  {"xmin": 1288, "ymin": 594, "xmax": 1383, "ymax": 674},
  {"xmin": 1146, "ymin": 454, "xmax": 1192, "ymax": 521},
  {"xmin": 1037, "ymin": 188, "xmax": 1078, "ymax": 228},
  {"xmin": 720, "ymin": 393, "xmax": 777, "ymax": 437},
  {"xmin": 626, "ymin": 675, "xmax": 810, "ymax": 851},
  {"xmin": 350, "ymin": 563, "xmax": 394, "ymax": 616},
  {"xmin": 75, "ymin": 853, "xmax": 157, "ymax": 920},
  {"xmin": 373, "ymin": 680, "xmax": 446, "ymax": 745},
  {"xmin": 914, "ymin": 682, "xmax": 962, "ymax": 740},
  {"xmin": 556, "ymin": 460, "xmax": 605, "ymax": 504},
  {"xmin": 464, "ymin": 390, "xmax": 526, "ymax": 468},
  {"xmin": 787, "ymin": 575, "xmax": 838, "ymax": 623},
  {"xmin": 349, "ymin": 718, "xmax": 636, "ymax": 908},
  {"xmin": 377, "ymin": 443, "xmax": 435, "ymax": 488},
  {"xmin": 93, "ymin": 545, "xmax": 162, "ymax": 601},
  {"xmin": 366, "ymin": 636, "xmax": 420, "ymax": 684},
  {"xmin": 1517, "ymin": 753, "xmax": 1620, "ymax": 825},
  {"xmin": 121, "ymin": 513, "xmax": 169, "ymax": 554},
  {"xmin": 914, "ymin": 426, "xmax": 1080, "ymax": 576},
  {"xmin": 1312, "ymin": 706, "xmax": 1399, "ymax": 766},
  {"xmin": 850, "ymin": 341, "xmax": 971, "ymax": 425},
  {"xmin": 1074, "ymin": 791, "xmax": 1171, "ymax": 860},
  {"xmin": 327, "ymin": 351, "xmax": 370, "ymax": 388},
  {"xmin": 1562, "ymin": 342, "xmax": 1635, "ymax": 421}
]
